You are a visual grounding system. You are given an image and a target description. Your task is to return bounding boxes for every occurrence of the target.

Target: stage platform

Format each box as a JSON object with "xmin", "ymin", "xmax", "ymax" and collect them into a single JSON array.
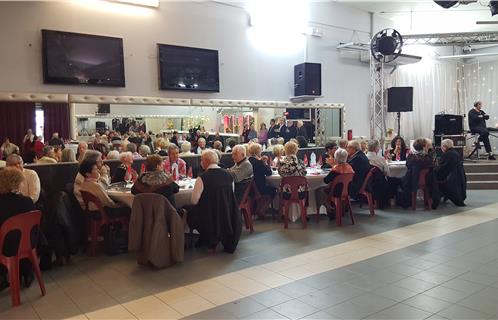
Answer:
[{"xmin": 464, "ymin": 160, "xmax": 498, "ymax": 189}]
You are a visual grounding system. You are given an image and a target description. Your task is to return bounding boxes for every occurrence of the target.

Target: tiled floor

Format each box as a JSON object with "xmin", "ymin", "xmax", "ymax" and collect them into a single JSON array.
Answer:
[{"xmin": 1, "ymin": 190, "xmax": 498, "ymax": 319}]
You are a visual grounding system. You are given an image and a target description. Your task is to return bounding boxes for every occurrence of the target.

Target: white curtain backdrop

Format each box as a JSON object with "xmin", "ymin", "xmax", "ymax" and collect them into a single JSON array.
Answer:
[
  {"xmin": 391, "ymin": 60, "xmax": 460, "ymax": 139},
  {"xmin": 391, "ymin": 58, "xmax": 498, "ymax": 140}
]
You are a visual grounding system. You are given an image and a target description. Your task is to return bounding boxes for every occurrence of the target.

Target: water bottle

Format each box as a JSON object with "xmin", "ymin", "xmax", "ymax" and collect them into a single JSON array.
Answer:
[{"xmin": 310, "ymin": 152, "xmax": 316, "ymax": 168}]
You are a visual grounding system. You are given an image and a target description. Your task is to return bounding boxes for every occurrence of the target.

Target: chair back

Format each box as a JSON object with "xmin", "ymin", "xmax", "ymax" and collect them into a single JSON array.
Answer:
[
  {"xmin": 0, "ymin": 210, "xmax": 41, "ymax": 258},
  {"xmin": 359, "ymin": 166, "xmax": 380, "ymax": 194},
  {"xmin": 418, "ymin": 168, "xmax": 430, "ymax": 188},
  {"xmin": 280, "ymin": 176, "xmax": 308, "ymax": 201},
  {"xmin": 239, "ymin": 180, "xmax": 255, "ymax": 208},
  {"xmin": 80, "ymin": 190, "xmax": 108, "ymax": 221},
  {"xmin": 329, "ymin": 173, "xmax": 354, "ymax": 199}
]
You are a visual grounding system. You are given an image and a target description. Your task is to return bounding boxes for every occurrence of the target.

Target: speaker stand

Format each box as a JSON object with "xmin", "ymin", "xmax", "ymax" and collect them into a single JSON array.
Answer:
[{"xmin": 396, "ymin": 112, "xmax": 401, "ymax": 136}]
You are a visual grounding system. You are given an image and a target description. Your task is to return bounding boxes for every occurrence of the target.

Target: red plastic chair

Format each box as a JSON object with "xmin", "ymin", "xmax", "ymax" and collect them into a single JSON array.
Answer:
[
  {"xmin": 326, "ymin": 173, "xmax": 355, "ymax": 227},
  {"xmin": 411, "ymin": 168, "xmax": 432, "ymax": 211},
  {"xmin": 239, "ymin": 180, "xmax": 256, "ymax": 233},
  {"xmin": 0, "ymin": 210, "xmax": 45, "ymax": 306},
  {"xmin": 81, "ymin": 191, "xmax": 129, "ymax": 256},
  {"xmin": 279, "ymin": 176, "xmax": 309, "ymax": 229},
  {"xmin": 359, "ymin": 167, "xmax": 380, "ymax": 216}
]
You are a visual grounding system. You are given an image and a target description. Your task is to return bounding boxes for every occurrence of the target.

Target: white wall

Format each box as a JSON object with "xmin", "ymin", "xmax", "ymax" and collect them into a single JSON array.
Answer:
[{"xmin": 0, "ymin": 1, "xmax": 374, "ymax": 136}]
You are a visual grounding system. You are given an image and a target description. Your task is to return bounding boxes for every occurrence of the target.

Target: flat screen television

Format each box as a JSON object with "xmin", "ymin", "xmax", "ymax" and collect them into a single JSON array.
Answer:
[
  {"xmin": 158, "ymin": 44, "xmax": 219, "ymax": 92},
  {"xmin": 286, "ymin": 108, "xmax": 311, "ymax": 120},
  {"xmin": 42, "ymin": 29, "xmax": 125, "ymax": 87}
]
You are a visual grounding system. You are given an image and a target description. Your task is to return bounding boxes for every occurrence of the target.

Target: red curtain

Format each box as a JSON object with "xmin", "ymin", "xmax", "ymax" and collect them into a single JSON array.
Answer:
[
  {"xmin": 0, "ymin": 102, "xmax": 36, "ymax": 149},
  {"xmin": 42, "ymin": 102, "xmax": 70, "ymax": 143}
]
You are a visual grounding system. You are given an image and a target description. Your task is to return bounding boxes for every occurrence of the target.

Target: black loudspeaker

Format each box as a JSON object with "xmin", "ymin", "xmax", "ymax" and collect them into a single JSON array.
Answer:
[
  {"xmin": 387, "ymin": 87, "xmax": 413, "ymax": 112},
  {"xmin": 294, "ymin": 63, "xmax": 321, "ymax": 96},
  {"xmin": 434, "ymin": 114, "xmax": 463, "ymax": 135},
  {"xmin": 97, "ymin": 103, "xmax": 110, "ymax": 114}
]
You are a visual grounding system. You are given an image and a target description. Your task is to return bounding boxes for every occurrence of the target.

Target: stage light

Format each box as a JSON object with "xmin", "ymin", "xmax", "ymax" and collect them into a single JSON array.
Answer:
[
  {"xmin": 434, "ymin": 1, "xmax": 459, "ymax": 9},
  {"xmin": 490, "ymin": 1, "xmax": 498, "ymax": 16}
]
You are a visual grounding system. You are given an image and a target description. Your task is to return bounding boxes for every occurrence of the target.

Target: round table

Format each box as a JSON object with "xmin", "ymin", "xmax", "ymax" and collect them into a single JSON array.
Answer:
[
  {"xmin": 107, "ymin": 179, "xmax": 196, "ymax": 208},
  {"xmin": 387, "ymin": 161, "xmax": 407, "ymax": 178},
  {"xmin": 266, "ymin": 168, "xmax": 329, "ymax": 222}
]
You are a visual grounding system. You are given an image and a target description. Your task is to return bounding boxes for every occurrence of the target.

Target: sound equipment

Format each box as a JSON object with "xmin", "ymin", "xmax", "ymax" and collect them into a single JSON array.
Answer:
[
  {"xmin": 434, "ymin": 114, "xmax": 463, "ymax": 135},
  {"xmin": 294, "ymin": 63, "xmax": 321, "ymax": 96},
  {"xmin": 97, "ymin": 103, "xmax": 110, "ymax": 114},
  {"xmin": 96, "ymin": 121, "xmax": 107, "ymax": 132},
  {"xmin": 387, "ymin": 87, "xmax": 413, "ymax": 112}
]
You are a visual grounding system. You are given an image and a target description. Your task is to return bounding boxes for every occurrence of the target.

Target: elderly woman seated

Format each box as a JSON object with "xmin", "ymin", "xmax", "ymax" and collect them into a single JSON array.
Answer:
[
  {"xmin": 0, "ymin": 168, "xmax": 36, "ymax": 289},
  {"xmin": 132, "ymin": 154, "xmax": 179, "ymax": 206},
  {"xmin": 315, "ymin": 148, "xmax": 354, "ymax": 219},
  {"xmin": 272, "ymin": 144, "xmax": 285, "ymax": 167},
  {"xmin": 79, "ymin": 160, "xmax": 131, "ymax": 217},
  {"xmin": 179, "ymin": 141, "xmax": 192, "ymax": 156},
  {"xmin": 163, "ymin": 144, "xmax": 186, "ymax": 177},
  {"xmin": 278, "ymin": 141, "xmax": 307, "ymax": 200},
  {"xmin": 111, "ymin": 151, "xmax": 138, "ymax": 183},
  {"xmin": 278, "ymin": 141, "xmax": 306, "ymax": 177}
]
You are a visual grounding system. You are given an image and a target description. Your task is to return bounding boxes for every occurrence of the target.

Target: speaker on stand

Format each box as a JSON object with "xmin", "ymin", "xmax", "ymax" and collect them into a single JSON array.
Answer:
[{"xmin": 387, "ymin": 87, "xmax": 413, "ymax": 136}]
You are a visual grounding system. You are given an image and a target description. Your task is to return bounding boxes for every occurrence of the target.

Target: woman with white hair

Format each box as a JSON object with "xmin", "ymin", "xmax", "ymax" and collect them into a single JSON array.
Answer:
[
  {"xmin": 107, "ymin": 150, "xmax": 120, "ymax": 160},
  {"xmin": 315, "ymin": 148, "xmax": 354, "ymax": 219},
  {"xmin": 180, "ymin": 141, "xmax": 192, "ymax": 156},
  {"xmin": 111, "ymin": 151, "xmax": 137, "ymax": 183}
]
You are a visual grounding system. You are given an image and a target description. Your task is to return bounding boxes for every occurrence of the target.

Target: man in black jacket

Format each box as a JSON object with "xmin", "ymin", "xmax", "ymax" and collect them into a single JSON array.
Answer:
[
  {"xmin": 267, "ymin": 119, "xmax": 279, "ymax": 140},
  {"xmin": 435, "ymin": 139, "xmax": 466, "ymax": 206},
  {"xmin": 468, "ymin": 101, "xmax": 496, "ymax": 160},
  {"xmin": 346, "ymin": 140, "xmax": 370, "ymax": 199}
]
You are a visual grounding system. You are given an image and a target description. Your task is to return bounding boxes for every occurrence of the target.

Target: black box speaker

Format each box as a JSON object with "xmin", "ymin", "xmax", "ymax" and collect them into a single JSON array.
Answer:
[
  {"xmin": 434, "ymin": 114, "xmax": 463, "ymax": 135},
  {"xmin": 387, "ymin": 87, "xmax": 413, "ymax": 112},
  {"xmin": 97, "ymin": 103, "xmax": 110, "ymax": 114},
  {"xmin": 294, "ymin": 63, "xmax": 321, "ymax": 96}
]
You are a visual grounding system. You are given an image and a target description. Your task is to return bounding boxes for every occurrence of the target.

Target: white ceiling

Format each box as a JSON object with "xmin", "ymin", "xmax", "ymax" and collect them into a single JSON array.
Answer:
[{"xmin": 336, "ymin": 0, "xmax": 498, "ymax": 34}]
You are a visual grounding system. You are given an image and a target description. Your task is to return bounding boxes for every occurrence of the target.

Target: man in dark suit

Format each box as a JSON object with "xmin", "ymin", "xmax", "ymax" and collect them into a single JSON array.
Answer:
[
  {"xmin": 436, "ymin": 139, "xmax": 466, "ymax": 206},
  {"xmin": 267, "ymin": 119, "xmax": 279, "ymax": 140},
  {"xmin": 346, "ymin": 140, "xmax": 370, "ymax": 199},
  {"xmin": 468, "ymin": 101, "xmax": 496, "ymax": 160},
  {"xmin": 281, "ymin": 120, "xmax": 297, "ymax": 143}
]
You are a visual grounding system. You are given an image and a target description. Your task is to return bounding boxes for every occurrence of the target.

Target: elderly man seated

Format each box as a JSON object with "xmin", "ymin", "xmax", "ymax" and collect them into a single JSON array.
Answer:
[
  {"xmin": 228, "ymin": 144, "xmax": 254, "ymax": 203},
  {"xmin": 365, "ymin": 139, "xmax": 390, "ymax": 208},
  {"xmin": 366, "ymin": 140, "xmax": 389, "ymax": 175},
  {"xmin": 183, "ymin": 150, "xmax": 242, "ymax": 253},
  {"xmin": 346, "ymin": 140, "xmax": 370, "ymax": 200},
  {"xmin": 6, "ymin": 154, "xmax": 41, "ymax": 203},
  {"xmin": 435, "ymin": 139, "xmax": 466, "ymax": 206}
]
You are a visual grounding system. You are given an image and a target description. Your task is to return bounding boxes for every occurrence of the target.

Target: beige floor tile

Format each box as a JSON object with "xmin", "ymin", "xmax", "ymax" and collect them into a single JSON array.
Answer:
[
  {"xmin": 278, "ymin": 266, "xmax": 315, "ymax": 280},
  {"xmin": 185, "ymin": 279, "xmax": 226, "ymax": 296},
  {"xmin": 166, "ymin": 295, "xmax": 215, "ymax": 316},
  {"xmin": 32, "ymin": 294, "xmax": 84, "ymax": 319},
  {"xmin": 122, "ymin": 296, "xmax": 181, "ymax": 319},
  {"xmin": 85, "ymin": 304, "xmax": 136, "ymax": 319},
  {"xmin": 197, "ymin": 286, "xmax": 244, "ymax": 305},
  {"xmin": 261, "ymin": 260, "xmax": 294, "ymax": 272},
  {"xmin": 0, "ymin": 303, "xmax": 40, "ymax": 319},
  {"xmin": 155, "ymin": 287, "xmax": 198, "ymax": 305}
]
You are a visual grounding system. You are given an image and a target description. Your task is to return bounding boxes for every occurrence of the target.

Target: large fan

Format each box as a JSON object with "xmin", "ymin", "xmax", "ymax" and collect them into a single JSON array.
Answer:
[{"xmin": 370, "ymin": 28, "xmax": 403, "ymax": 63}]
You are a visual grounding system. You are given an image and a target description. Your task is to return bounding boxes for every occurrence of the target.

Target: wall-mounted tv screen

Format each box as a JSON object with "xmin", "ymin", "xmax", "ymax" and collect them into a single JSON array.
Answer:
[
  {"xmin": 42, "ymin": 29, "xmax": 125, "ymax": 87},
  {"xmin": 286, "ymin": 108, "xmax": 311, "ymax": 121},
  {"xmin": 158, "ymin": 44, "xmax": 219, "ymax": 92}
]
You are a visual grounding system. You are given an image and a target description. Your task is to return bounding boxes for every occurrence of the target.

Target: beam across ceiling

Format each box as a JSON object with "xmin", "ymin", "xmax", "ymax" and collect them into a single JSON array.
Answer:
[{"xmin": 402, "ymin": 31, "xmax": 498, "ymax": 46}]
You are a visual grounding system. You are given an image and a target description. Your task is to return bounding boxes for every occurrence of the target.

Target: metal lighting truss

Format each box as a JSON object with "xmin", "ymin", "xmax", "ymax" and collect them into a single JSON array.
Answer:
[
  {"xmin": 370, "ymin": 55, "xmax": 386, "ymax": 142},
  {"xmin": 402, "ymin": 31, "xmax": 498, "ymax": 46}
]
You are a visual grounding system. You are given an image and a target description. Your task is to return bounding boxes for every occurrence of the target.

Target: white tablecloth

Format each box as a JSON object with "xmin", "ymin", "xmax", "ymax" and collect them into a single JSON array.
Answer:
[
  {"xmin": 107, "ymin": 179, "xmax": 195, "ymax": 208},
  {"xmin": 266, "ymin": 168, "xmax": 328, "ymax": 222},
  {"xmin": 387, "ymin": 161, "xmax": 407, "ymax": 178}
]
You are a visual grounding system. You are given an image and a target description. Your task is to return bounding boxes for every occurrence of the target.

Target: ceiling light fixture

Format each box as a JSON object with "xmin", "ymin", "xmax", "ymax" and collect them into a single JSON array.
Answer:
[{"xmin": 108, "ymin": 0, "xmax": 159, "ymax": 8}]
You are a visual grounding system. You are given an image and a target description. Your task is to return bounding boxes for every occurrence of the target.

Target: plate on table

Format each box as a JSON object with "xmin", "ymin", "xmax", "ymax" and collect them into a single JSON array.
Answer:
[
  {"xmin": 177, "ymin": 179, "xmax": 195, "ymax": 189},
  {"xmin": 107, "ymin": 182, "xmax": 132, "ymax": 191}
]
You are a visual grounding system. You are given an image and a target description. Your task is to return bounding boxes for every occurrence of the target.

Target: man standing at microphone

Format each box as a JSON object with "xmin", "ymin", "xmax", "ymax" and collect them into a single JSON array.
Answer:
[{"xmin": 468, "ymin": 101, "xmax": 496, "ymax": 160}]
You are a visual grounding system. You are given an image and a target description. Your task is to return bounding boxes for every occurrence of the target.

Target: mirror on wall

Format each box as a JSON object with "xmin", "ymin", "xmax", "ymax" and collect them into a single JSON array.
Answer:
[{"xmin": 73, "ymin": 103, "xmax": 345, "ymax": 144}]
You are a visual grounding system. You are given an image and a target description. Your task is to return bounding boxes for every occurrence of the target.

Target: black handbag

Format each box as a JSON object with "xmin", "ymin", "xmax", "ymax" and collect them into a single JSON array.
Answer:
[{"xmin": 104, "ymin": 222, "xmax": 128, "ymax": 256}]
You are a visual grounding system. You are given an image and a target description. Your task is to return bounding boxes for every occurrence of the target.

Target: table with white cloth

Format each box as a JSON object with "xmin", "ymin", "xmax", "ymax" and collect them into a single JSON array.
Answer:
[
  {"xmin": 387, "ymin": 161, "xmax": 407, "ymax": 178},
  {"xmin": 266, "ymin": 168, "xmax": 329, "ymax": 222},
  {"xmin": 107, "ymin": 179, "xmax": 196, "ymax": 208}
]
